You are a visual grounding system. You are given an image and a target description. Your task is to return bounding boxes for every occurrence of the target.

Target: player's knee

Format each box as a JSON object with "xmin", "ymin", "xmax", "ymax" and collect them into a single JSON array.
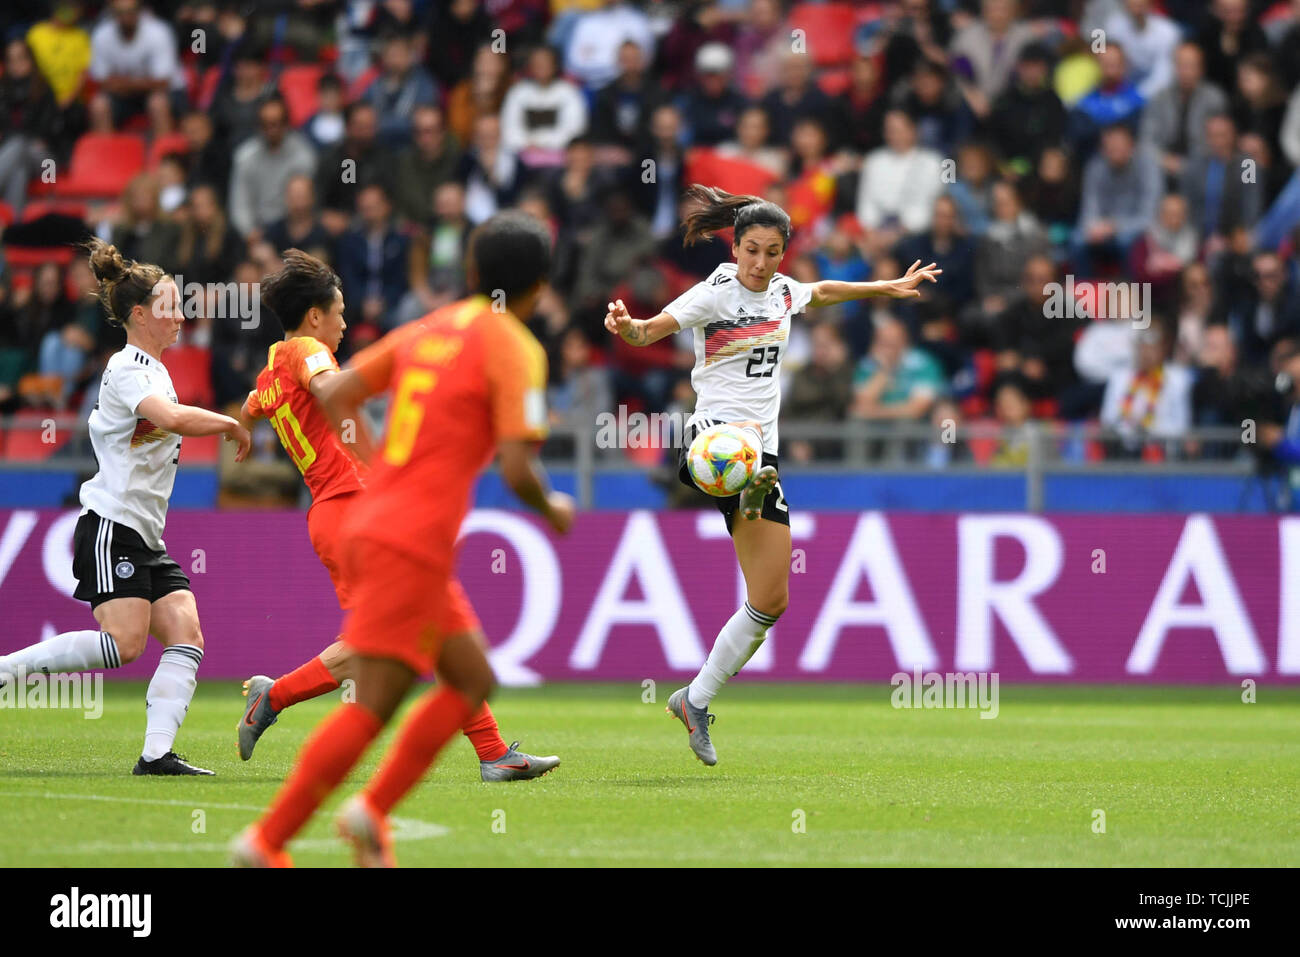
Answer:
[
  {"xmin": 750, "ymin": 590, "xmax": 788, "ymax": 620},
  {"xmin": 111, "ymin": 629, "xmax": 149, "ymax": 665}
]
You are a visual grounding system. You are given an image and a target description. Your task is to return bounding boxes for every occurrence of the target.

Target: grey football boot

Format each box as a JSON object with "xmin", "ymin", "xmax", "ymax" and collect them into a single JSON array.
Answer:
[
  {"xmin": 666, "ymin": 687, "xmax": 717, "ymax": 765},
  {"xmin": 480, "ymin": 741, "xmax": 561, "ymax": 782},
  {"xmin": 739, "ymin": 465, "xmax": 779, "ymax": 521},
  {"xmin": 238, "ymin": 675, "xmax": 279, "ymax": 761}
]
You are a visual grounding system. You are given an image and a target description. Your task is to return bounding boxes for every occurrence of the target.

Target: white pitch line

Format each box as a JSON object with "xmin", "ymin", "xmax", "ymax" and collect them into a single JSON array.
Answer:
[{"xmin": 0, "ymin": 790, "xmax": 449, "ymax": 854}]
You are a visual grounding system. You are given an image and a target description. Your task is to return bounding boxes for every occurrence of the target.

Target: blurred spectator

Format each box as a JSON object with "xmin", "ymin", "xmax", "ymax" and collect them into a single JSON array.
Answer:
[
  {"xmin": 428, "ymin": 0, "xmax": 494, "ymax": 92},
  {"xmin": 948, "ymin": 0, "xmax": 1035, "ymax": 107},
  {"xmin": 988, "ymin": 43, "xmax": 1066, "ymax": 173},
  {"xmin": 1100, "ymin": 320, "xmax": 1194, "ymax": 450},
  {"xmin": 717, "ymin": 107, "xmax": 788, "ymax": 180},
  {"xmin": 26, "ymin": 2, "xmax": 92, "ymax": 108},
  {"xmin": 760, "ymin": 52, "xmax": 833, "ymax": 151},
  {"xmin": 635, "ymin": 104, "xmax": 688, "ymax": 238},
  {"xmin": 1220, "ymin": 251, "xmax": 1300, "ymax": 364},
  {"xmin": 890, "ymin": 59, "xmax": 975, "ymax": 158},
  {"xmin": 263, "ymin": 175, "xmax": 331, "ymax": 260},
  {"xmin": 316, "ymin": 102, "xmax": 392, "ymax": 229},
  {"xmin": 1174, "ymin": 261, "xmax": 1215, "ymax": 364},
  {"xmin": 851, "ymin": 314, "xmax": 947, "ymax": 423},
  {"xmin": 572, "ymin": 186, "xmax": 657, "ymax": 330},
  {"xmin": 879, "ymin": 0, "xmax": 952, "ymax": 91},
  {"xmin": 179, "ymin": 111, "xmax": 230, "ymax": 193},
  {"xmin": 210, "ymin": 257, "xmax": 279, "ymax": 408},
  {"xmin": 28, "ymin": 262, "xmax": 88, "ymax": 408},
  {"xmin": 1129, "ymin": 193, "xmax": 1199, "ymax": 302},
  {"xmin": 1260, "ymin": 340, "xmax": 1300, "ymax": 487},
  {"xmin": 814, "ymin": 225, "xmax": 873, "ymax": 327},
  {"xmin": 989, "ymin": 373, "xmax": 1035, "ymax": 465},
  {"xmin": 562, "ymin": 0, "xmax": 655, "ymax": 91},
  {"xmin": 1196, "ymin": 0, "xmax": 1269, "ymax": 93},
  {"xmin": 396, "ymin": 180, "xmax": 473, "ymax": 324},
  {"xmin": 897, "ymin": 195, "xmax": 976, "ymax": 309},
  {"xmin": 87, "ymin": 0, "xmax": 185, "ymax": 130},
  {"xmin": 656, "ymin": 0, "xmax": 738, "ymax": 93},
  {"xmin": 446, "ymin": 45, "xmax": 512, "ymax": 147},
  {"xmin": 589, "ymin": 40, "xmax": 662, "ymax": 161},
  {"xmin": 156, "ymin": 153, "xmax": 186, "ymax": 214},
  {"xmin": 945, "ymin": 141, "xmax": 998, "ymax": 236},
  {"xmin": 176, "ymin": 182, "xmax": 246, "ymax": 292},
  {"xmin": 1192, "ymin": 322, "xmax": 1274, "ymax": 434},
  {"xmin": 732, "ymin": 0, "xmax": 788, "ymax": 96},
  {"xmin": 335, "ymin": 183, "xmax": 409, "ymax": 332},
  {"xmin": 678, "ymin": 43, "xmax": 747, "ymax": 148},
  {"xmin": 856, "ymin": 110, "xmax": 945, "ymax": 245},
  {"xmin": 785, "ymin": 320, "xmax": 855, "ymax": 463},
  {"xmin": 1022, "ymin": 145, "xmax": 1082, "ymax": 251},
  {"xmin": 1181, "ymin": 113, "xmax": 1262, "ymax": 247},
  {"xmin": 991, "ymin": 254, "xmax": 1085, "ymax": 401},
  {"xmin": 110, "ymin": 172, "xmax": 180, "ymax": 271},
  {"xmin": 830, "ymin": 55, "xmax": 887, "ymax": 158},
  {"xmin": 1072, "ymin": 124, "xmax": 1162, "ymax": 276},
  {"xmin": 975, "ymin": 182, "xmax": 1049, "ymax": 316},
  {"xmin": 0, "ymin": 38, "xmax": 63, "ymax": 213},
  {"xmin": 1231, "ymin": 53, "xmax": 1287, "ymax": 170},
  {"xmin": 362, "ymin": 32, "xmax": 439, "ymax": 150},
  {"xmin": 459, "ymin": 113, "xmax": 520, "ymax": 224},
  {"xmin": 1140, "ymin": 42, "xmax": 1228, "ymax": 185},
  {"xmin": 548, "ymin": 327, "xmax": 615, "ymax": 434},
  {"xmin": 1104, "ymin": 0, "xmax": 1180, "ymax": 99},
  {"xmin": 304, "ymin": 73, "xmax": 345, "ymax": 151},
  {"xmin": 1278, "ymin": 0, "xmax": 1300, "ymax": 91},
  {"xmin": 210, "ymin": 43, "xmax": 270, "ymax": 151},
  {"xmin": 229, "ymin": 96, "xmax": 317, "ymax": 239},
  {"xmin": 391, "ymin": 105, "xmax": 462, "ymax": 226},
  {"xmin": 499, "ymin": 45, "xmax": 588, "ymax": 162},
  {"xmin": 1068, "ymin": 44, "xmax": 1145, "ymax": 158}
]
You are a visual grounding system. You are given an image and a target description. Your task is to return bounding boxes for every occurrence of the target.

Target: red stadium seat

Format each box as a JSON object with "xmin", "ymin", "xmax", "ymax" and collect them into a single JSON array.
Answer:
[
  {"xmin": 3, "ymin": 411, "xmax": 73, "ymax": 461},
  {"xmin": 0, "ymin": 202, "xmax": 13, "ymax": 227},
  {"xmin": 147, "ymin": 132, "xmax": 191, "ymax": 169},
  {"xmin": 21, "ymin": 199, "xmax": 87, "ymax": 222},
  {"xmin": 162, "ymin": 345, "xmax": 214, "ymax": 409},
  {"xmin": 3, "ymin": 247, "xmax": 76, "ymax": 267},
  {"xmin": 181, "ymin": 434, "xmax": 220, "ymax": 463},
  {"xmin": 789, "ymin": 3, "xmax": 858, "ymax": 67},
  {"xmin": 195, "ymin": 66, "xmax": 223, "ymax": 110},
  {"xmin": 279, "ymin": 64, "xmax": 326, "ymax": 128},
  {"xmin": 816, "ymin": 68, "xmax": 851, "ymax": 96},
  {"xmin": 53, "ymin": 133, "xmax": 146, "ymax": 199},
  {"xmin": 683, "ymin": 149, "xmax": 779, "ymax": 201}
]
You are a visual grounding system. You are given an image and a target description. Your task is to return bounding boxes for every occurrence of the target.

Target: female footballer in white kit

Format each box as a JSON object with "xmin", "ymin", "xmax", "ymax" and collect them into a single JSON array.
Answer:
[
  {"xmin": 0, "ymin": 240, "xmax": 251, "ymax": 775},
  {"xmin": 605, "ymin": 185, "xmax": 941, "ymax": 765}
]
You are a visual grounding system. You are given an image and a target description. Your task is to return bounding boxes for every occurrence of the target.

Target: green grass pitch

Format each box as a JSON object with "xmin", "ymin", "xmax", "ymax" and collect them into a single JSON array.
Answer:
[{"xmin": 1, "ymin": 682, "xmax": 1296, "ymax": 867}]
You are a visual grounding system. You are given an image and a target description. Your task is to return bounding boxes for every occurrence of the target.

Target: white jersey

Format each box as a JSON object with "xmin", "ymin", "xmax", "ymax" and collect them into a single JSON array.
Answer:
[
  {"xmin": 664, "ymin": 262, "xmax": 813, "ymax": 454},
  {"xmin": 80, "ymin": 345, "xmax": 181, "ymax": 551}
]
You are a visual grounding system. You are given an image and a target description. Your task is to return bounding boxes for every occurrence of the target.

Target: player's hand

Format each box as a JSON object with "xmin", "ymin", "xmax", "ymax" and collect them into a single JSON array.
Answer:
[
  {"xmin": 225, "ymin": 422, "xmax": 252, "ymax": 463},
  {"xmin": 604, "ymin": 299, "xmax": 635, "ymax": 340},
  {"xmin": 544, "ymin": 491, "xmax": 576, "ymax": 535},
  {"xmin": 883, "ymin": 261, "xmax": 942, "ymax": 298}
]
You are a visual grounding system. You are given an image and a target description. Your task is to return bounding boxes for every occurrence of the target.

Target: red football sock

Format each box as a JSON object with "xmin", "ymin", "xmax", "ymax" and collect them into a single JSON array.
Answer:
[
  {"xmin": 259, "ymin": 703, "xmax": 382, "ymax": 851},
  {"xmin": 269, "ymin": 655, "xmax": 341, "ymax": 712},
  {"xmin": 461, "ymin": 702, "xmax": 508, "ymax": 761},
  {"xmin": 365, "ymin": 686, "xmax": 475, "ymax": 815}
]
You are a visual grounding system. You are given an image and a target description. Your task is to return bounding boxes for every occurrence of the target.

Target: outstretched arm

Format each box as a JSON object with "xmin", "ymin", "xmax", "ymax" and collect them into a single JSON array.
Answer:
[
  {"xmin": 809, "ymin": 260, "xmax": 942, "ymax": 308},
  {"xmin": 604, "ymin": 298, "xmax": 682, "ymax": 346}
]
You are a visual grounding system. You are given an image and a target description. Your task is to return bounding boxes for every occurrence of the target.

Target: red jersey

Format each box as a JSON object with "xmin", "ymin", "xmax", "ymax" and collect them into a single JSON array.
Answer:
[
  {"xmin": 244, "ymin": 337, "xmax": 367, "ymax": 504},
  {"xmin": 342, "ymin": 295, "xmax": 548, "ymax": 560}
]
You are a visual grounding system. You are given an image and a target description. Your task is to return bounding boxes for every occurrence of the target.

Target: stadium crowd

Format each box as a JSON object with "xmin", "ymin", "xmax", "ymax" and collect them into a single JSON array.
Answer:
[{"xmin": 1, "ymin": 0, "xmax": 1300, "ymax": 477}]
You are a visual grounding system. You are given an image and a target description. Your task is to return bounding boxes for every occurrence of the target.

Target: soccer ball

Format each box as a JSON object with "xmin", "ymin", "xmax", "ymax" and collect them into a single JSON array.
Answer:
[{"xmin": 687, "ymin": 424, "xmax": 762, "ymax": 497}]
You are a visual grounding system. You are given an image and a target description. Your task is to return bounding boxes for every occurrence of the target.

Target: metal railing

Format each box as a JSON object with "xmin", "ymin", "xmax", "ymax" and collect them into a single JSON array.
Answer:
[{"xmin": 0, "ymin": 413, "xmax": 1265, "ymax": 512}]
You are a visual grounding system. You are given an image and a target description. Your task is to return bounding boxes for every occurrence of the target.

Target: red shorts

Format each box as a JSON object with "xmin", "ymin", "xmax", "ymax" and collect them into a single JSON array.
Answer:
[
  {"xmin": 309, "ymin": 492, "xmax": 480, "ymax": 642},
  {"xmin": 307, "ymin": 492, "xmax": 358, "ymax": 610},
  {"xmin": 340, "ymin": 537, "xmax": 480, "ymax": 674}
]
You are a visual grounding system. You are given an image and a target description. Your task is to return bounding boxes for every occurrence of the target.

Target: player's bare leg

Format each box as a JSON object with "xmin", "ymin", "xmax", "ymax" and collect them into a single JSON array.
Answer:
[{"xmin": 671, "ymin": 517, "xmax": 790, "ymax": 765}]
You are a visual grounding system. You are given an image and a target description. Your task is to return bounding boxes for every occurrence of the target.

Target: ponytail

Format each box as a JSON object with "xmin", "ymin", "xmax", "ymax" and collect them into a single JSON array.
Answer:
[{"xmin": 680, "ymin": 183, "xmax": 792, "ymax": 248}]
